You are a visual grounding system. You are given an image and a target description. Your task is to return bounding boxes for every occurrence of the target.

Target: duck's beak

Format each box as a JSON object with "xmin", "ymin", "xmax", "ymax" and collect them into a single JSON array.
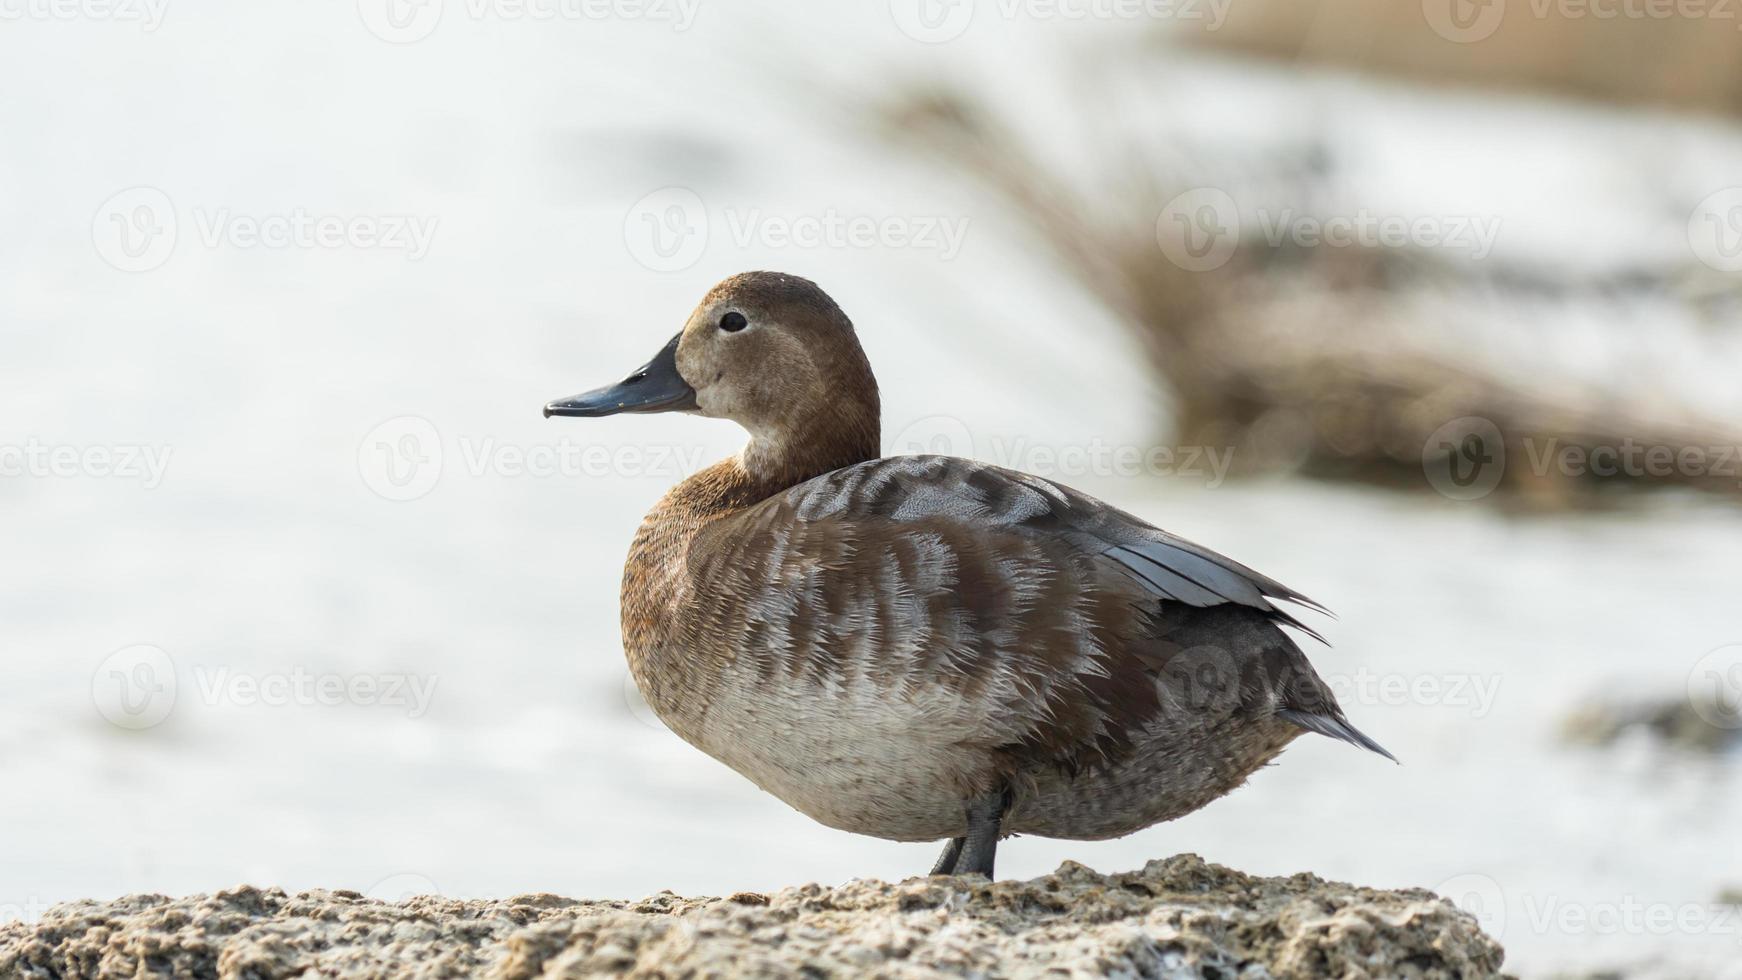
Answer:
[{"xmin": 544, "ymin": 333, "xmax": 698, "ymax": 418}]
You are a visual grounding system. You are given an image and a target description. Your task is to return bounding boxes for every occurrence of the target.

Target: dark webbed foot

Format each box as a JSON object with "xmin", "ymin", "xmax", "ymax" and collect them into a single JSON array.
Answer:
[
  {"xmin": 929, "ymin": 836, "xmax": 964, "ymax": 875},
  {"xmin": 955, "ymin": 789, "xmax": 1007, "ymax": 878},
  {"xmin": 930, "ymin": 787, "xmax": 1011, "ymax": 879}
]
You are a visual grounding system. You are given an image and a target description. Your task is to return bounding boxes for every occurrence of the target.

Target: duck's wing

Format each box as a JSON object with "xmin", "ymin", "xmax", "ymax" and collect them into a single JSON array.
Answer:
[
  {"xmin": 693, "ymin": 454, "xmax": 1386, "ymax": 773},
  {"xmin": 777, "ymin": 454, "xmax": 1326, "ymax": 636}
]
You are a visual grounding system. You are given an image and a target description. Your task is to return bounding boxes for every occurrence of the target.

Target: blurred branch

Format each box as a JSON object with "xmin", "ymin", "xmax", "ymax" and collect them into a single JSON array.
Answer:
[{"xmin": 867, "ymin": 78, "xmax": 1742, "ymax": 508}]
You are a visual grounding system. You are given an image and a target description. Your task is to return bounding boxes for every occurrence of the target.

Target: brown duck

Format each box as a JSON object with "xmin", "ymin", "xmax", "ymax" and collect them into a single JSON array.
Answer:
[{"xmin": 545, "ymin": 271, "xmax": 1392, "ymax": 879}]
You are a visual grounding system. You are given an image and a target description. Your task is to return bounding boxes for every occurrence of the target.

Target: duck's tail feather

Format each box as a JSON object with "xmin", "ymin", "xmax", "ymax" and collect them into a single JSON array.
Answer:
[{"xmin": 1278, "ymin": 709, "xmax": 1399, "ymax": 764}]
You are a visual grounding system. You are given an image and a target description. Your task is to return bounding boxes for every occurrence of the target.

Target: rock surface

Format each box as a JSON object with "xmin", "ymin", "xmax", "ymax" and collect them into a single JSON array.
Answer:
[{"xmin": 0, "ymin": 854, "xmax": 1503, "ymax": 979}]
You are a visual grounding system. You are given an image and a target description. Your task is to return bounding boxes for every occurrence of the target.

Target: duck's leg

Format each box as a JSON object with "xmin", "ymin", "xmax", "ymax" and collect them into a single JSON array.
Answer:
[
  {"xmin": 929, "ymin": 837, "xmax": 964, "ymax": 875},
  {"xmin": 953, "ymin": 787, "xmax": 1012, "ymax": 879}
]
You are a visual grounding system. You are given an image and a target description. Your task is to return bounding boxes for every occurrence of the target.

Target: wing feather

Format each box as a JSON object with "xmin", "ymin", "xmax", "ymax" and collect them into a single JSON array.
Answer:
[
  {"xmin": 770, "ymin": 455, "xmax": 1328, "ymax": 636},
  {"xmin": 733, "ymin": 455, "xmax": 1365, "ymax": 769}
]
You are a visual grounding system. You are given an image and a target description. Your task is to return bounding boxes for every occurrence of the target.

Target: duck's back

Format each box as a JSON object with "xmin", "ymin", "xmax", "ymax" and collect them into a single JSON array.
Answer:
[{"xmin": 623, "ymin": 454, "xmax": 1363, "ymax": 842}]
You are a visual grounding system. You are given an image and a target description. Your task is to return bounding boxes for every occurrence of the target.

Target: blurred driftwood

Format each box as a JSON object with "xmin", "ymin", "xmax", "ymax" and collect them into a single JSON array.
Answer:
[
  {"xmin": 1180, "ymin": 0, "xmax": 1742, "ymax": 117},
  {"xmin": 872, "ymin": 87, "xmax": 1742, "ymax": 507}
]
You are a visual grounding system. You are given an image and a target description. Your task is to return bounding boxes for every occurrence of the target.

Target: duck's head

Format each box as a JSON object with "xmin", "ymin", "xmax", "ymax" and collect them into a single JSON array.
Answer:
[{"xmin": 545, "ymin": 271, "xmax": 881, "ymax": 477}]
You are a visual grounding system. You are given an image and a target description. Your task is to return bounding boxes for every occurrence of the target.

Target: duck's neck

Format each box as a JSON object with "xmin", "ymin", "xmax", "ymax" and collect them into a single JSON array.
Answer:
[
  {"xmin": 739, "ymin": 414, "xmax": 880, "ymax": 497},
  {"xmin": 628, "ymin": 418, "xmax": 878, "ymax": 576}
]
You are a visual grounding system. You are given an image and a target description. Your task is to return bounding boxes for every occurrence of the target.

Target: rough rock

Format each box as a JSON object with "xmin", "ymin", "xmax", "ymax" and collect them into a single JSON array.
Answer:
[{"xmin": 0, "ymin": 854, "xmax": 1504, "ymax": 979}]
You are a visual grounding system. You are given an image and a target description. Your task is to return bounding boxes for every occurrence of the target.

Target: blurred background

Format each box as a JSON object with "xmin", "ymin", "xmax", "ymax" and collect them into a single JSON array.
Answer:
[{"xmin": 3, "ymin": 1, "xmax": 1741, "ymax": 976}]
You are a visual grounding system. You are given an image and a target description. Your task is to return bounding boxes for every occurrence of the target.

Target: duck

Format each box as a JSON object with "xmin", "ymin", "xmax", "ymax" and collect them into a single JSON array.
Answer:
[{"xmin": 545, "ymin": 271, "xmax": 1393, "ymax": 880}]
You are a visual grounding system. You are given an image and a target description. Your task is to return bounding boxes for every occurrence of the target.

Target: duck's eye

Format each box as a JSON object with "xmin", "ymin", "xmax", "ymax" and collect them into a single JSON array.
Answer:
[{"xmin": 719, "ymin": 311, "xmax": 748, "ymax": 333}]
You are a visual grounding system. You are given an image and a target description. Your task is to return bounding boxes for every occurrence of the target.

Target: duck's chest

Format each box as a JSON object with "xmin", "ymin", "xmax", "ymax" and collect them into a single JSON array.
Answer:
[
  {"xmin": 619, "ymin": 501, "xmax": 705, "ymax": 728},
  {"xmin": 618, "ymin": 514, "xmax": 991, "ymax": 839},
  {"xmin": 619, "ymin": 490, "xmax": 784, "ymax": 741}
]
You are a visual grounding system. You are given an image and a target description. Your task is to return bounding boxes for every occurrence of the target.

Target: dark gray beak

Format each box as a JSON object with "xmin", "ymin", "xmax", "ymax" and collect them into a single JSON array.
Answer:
[{"xmin": 544, "ymin": 333, "xmax": 698, "ymax": 419}]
